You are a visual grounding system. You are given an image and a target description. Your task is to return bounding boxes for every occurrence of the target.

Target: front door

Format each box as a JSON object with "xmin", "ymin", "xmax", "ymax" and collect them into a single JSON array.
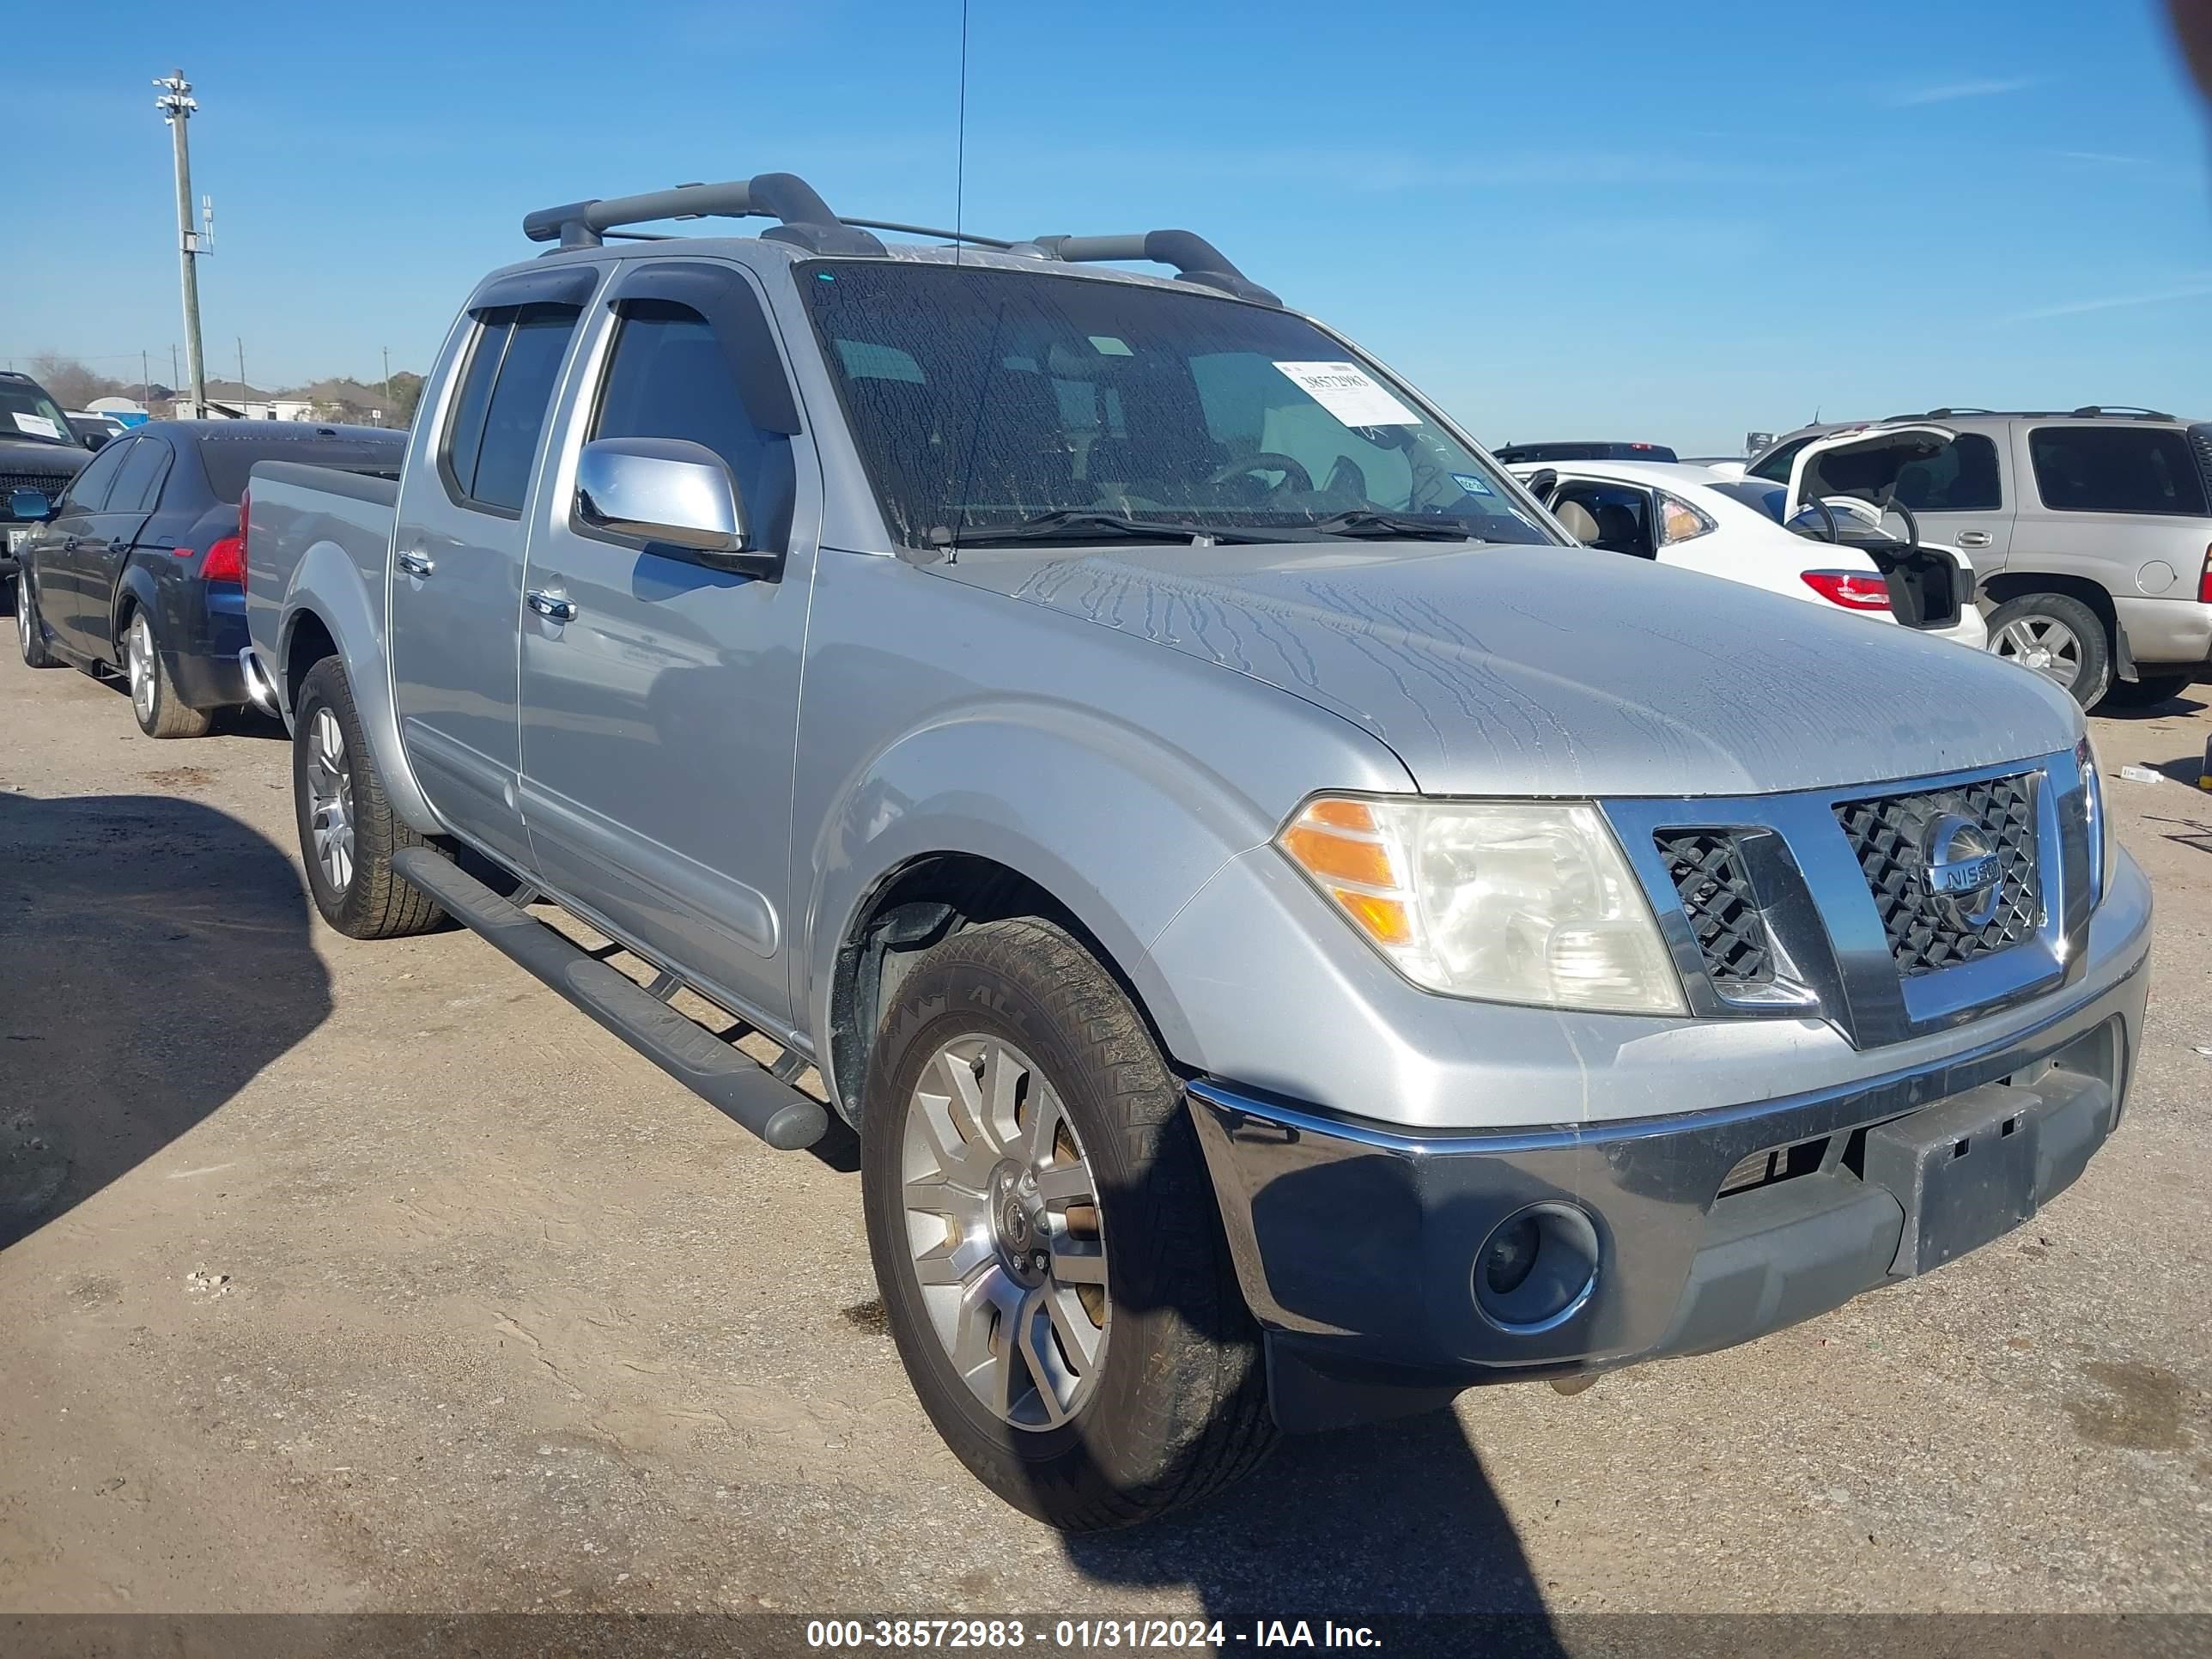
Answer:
[
  {"xmin": 388, "ymin": 283, "xmax": 592, "ymax": 872},
  {"xmin": 31, "ymin": 437, "xmax": 134, "ymax": 654},
  {"xmin": 517, "ymin": 258, "xmax": 816, "ymax": 1026}
]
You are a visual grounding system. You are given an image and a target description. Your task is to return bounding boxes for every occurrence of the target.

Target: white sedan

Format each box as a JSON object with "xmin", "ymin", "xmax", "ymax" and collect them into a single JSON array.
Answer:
[{"xmin": 1509, "ymin": 446, "xmax": 1989, "ymax": 651}]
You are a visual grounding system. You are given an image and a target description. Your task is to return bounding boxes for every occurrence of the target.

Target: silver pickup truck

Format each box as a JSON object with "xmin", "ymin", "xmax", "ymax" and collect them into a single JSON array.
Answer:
[{"xmin": 243, "ymin": 173, "xmax": 2153, "ymax": 1531}]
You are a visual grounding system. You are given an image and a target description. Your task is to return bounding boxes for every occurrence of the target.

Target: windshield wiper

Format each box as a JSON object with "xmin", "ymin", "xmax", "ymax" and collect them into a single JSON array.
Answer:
[
  {"xmin": 1300, "ymin": 509, "xmax": 1483, "ymax": 543},
  {"xmin": 944, "ymin": 509, "xmax": 1273, "ymax": 548}
]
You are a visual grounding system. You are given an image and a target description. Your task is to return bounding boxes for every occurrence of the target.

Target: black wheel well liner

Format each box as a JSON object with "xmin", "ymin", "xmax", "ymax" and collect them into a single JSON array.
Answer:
[
  {"xmin": 283, "ymin": 611, "xmax": 340, "ymax": 713},
  {"xmin": 827, "ymin": 853, "xmax": 1170, "ymax": 1126}
]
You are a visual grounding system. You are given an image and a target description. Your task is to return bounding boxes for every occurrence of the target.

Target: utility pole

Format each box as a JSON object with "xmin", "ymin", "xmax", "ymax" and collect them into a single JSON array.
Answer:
[
  {"xmin": 237, "ymin": 337, "xmax": 246, "ymax": 404},
  {"xmin": 141, "ymin": 349, "xmax": 150, "ymax": 405},
  {"xmin": 169, "ymin": 343, "xmax": 179, "ymax": 394},
  {"xmin": 155, "ymin": 70, "xmax": 207, "ymax": 418},
  {"xmin": 382, "ymin": 346, "xmax": 392, "ymax": 428}
]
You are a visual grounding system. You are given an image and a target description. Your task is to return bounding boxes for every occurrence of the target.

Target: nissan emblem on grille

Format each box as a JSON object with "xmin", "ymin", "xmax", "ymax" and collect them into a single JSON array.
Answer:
[{"xmin": 1834, "ymin": 774, "xmax": 2041, "ymax": 976}]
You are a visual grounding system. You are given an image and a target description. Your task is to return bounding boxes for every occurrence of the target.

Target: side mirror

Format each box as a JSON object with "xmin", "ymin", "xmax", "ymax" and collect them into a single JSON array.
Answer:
[
  {"xmin": 574, "ymin": 436, "xmax": 778, "ymax": 578},
  {"xmin": 9, "ymin": 488, "xmax": 53, "ymax": 522}
]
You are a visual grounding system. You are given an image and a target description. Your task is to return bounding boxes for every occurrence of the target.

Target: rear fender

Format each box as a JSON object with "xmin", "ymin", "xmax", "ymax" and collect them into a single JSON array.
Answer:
[
  {"xmin": 280, "ymin": 538, "xmax": 442, "ymax": 836},
  {"xmin": 110, "ymin": 561, "xmax": 164, "ymax": 667}
]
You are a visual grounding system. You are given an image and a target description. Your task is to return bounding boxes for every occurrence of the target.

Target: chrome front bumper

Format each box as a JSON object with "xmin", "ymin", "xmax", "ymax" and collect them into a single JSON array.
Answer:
[{"xmin": 1188, "ymin": 872, "xmax": 2152, "ymax": 1432}]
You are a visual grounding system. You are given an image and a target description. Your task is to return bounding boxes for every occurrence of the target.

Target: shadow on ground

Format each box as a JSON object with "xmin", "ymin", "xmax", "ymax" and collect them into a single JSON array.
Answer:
[
  {"xmin": 1066, "ymin": 1407, "xmax": 1564, "ymax": 1644},
  {"xmin": 0, "ymin": 789, "xmax": 331, "ymax": 1249}
]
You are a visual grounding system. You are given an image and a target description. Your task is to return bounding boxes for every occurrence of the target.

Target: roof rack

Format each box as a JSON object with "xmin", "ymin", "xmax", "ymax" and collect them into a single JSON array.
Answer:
[
  {"xmin": 521, "ymin": 172, "xmax": 1280, "ymax": 304},
  {"xmin": 1883, "ymin": 405, "xmax": 2179, "ymax": 423},
  {"xmin": 523, "ymin": 173, "xmax": 887, "ymax": 254},
  {"xmin": 1030, "ymin": 232, "xmax": 1279, "ymax": 305}
]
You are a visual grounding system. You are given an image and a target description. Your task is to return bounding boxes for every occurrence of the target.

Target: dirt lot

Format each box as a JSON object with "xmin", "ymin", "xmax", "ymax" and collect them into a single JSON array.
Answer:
[{"xmin": 3, "ymin": 643, "xmax": 2209, "ymax": 1627}]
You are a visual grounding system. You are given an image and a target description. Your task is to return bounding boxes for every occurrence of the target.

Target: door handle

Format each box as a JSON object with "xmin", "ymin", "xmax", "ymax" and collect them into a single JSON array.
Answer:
[
  {"xmin": 396, "ymin": 550, "xmax": 435, "ymax": 578},
  {"xmin": 1956, "ymin": 531, "xmax": 1993, "ymax": 549},
  {"xmin": 526, "ymin": 589, "xmax": 577, "ymax": 623},
  {"xmin": 62, "ymin": 536, "xmax": 79, "ymax": 552}
]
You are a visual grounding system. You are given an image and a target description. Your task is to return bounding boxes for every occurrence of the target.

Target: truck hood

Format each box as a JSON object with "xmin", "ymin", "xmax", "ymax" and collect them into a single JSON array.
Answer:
[{"xmin": 934, "ymin": 540, "xmax": 2079, "ymax": 798}]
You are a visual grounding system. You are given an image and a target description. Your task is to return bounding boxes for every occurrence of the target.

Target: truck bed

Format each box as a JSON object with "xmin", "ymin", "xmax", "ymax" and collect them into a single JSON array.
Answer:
[{"xmin": 242, "ymin": 460, "xmax": 400, "ymax": 707}]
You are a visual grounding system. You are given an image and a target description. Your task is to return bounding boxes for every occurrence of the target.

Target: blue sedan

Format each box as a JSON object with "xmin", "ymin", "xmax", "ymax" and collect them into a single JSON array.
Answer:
[{"xmin": 13, "ymin": 420, "xmax": 402, "ymax": 737}]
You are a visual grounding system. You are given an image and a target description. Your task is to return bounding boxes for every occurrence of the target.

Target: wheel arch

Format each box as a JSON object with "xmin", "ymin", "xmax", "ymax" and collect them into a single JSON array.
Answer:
[
  {"xmin": 1979, "ymin": 571, "xmax": 2118, "ymax": 634},
  {"xmin": 823, "ymin": 849, "xmax": 1191, "ymax": 1131}
]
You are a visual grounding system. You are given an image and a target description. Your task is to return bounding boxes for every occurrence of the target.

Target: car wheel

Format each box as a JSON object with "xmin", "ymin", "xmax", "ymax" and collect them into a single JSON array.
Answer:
[
  {"xmin": 15, "ymin": 574, "xmax": 59, "ymax": 669},
  {"xmin": 1987, "ymin": 592, "xmax": 2112, "ymax": 708},
  {"xmin": 124, "ymin": 608, "xmax": 214, "ymax": 738},
  {"xmin": 291, "ymin": 656, "xmax": 446, "ymax": 939},
  {"xmin": 860, "ymin": 915, "xmax": 1275, "ymax": 1531},
  {"xmin": 2100, "ymin": 672, "xmax": 2194, "ymax": 710}
]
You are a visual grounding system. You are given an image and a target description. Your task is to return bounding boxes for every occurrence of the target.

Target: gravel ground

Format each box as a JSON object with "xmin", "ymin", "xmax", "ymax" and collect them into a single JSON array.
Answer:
[{"xmin": 1, "ymin": 641, "xmax": 2208, "ymax": 1629}]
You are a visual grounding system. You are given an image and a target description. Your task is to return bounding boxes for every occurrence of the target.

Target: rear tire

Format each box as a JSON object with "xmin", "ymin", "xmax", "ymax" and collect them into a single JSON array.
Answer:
[
  {"xmin": 860, "ymin": 916, "xmax": 1275, "ymax": 1531},
  {"xmin": 125, "ymin": 608, "xmax": 213, "ymax": 739},
  {"xmin": 1987, "ymin": 592, "xmax": 2112, "ymax": 708},
  {"xmin": 15, "ymin": 574, "xmax": 58, "ymax": 669},
  {"xmin": 292, "ymin": 656, "xmax": 445, "ymax": 939},
  {"xmin": 2100, "ymin": 672, "xmax": 2194, "ymax": 710}
]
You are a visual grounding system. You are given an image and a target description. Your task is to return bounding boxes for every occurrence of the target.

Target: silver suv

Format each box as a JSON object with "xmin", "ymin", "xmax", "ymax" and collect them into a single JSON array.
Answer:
[{"xmin": 1749, "ymin": 409, "xmax": 2212, "ymax": 708}]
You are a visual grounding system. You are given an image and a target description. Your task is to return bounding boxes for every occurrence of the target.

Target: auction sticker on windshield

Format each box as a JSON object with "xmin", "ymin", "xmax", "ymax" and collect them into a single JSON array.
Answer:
[
  {"xmin": 1273, "ymin": 361, "xmax": 1419, "ymax": 426},
  {"xmin": 11, "ymin": 413, "xmax": 63, "ymax": 441}
]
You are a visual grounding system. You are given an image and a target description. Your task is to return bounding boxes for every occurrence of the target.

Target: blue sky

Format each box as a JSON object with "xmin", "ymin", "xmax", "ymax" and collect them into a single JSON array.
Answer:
[{"xmin": 10, "ymin": 0, "xmax": 2209, "ymax": 452}]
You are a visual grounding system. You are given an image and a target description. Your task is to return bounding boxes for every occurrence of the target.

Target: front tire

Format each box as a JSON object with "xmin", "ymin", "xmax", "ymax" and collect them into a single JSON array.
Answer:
[
  {"xmin": 860, "ymin": 916, "xmax": 1274, "ymax": 1531},
  {"xmin": 292, "ymin": 657, "xmax": 444, "ymax": 939},
  {"xmin": 125, "ymin": 608, "xmax": 213, "ymax": 738},
  {"xmin": 15, "ymin": 574, "xmax": 59, "ymax": 669},
  {"xmin": 1986, "ymin": 592, "xmax": 2112, "ymax": 708}
]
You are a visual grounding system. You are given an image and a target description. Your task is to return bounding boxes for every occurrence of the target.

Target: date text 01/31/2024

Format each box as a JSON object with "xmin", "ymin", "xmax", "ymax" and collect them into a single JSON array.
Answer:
[{"xmin": 805, "ymin": 1620, "xmax": 1383, "ymax": 1650}]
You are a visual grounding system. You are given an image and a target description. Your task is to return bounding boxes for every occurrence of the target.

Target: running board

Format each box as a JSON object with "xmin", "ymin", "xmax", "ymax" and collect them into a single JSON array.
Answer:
[{"xmin": 392, "ymin": 848, "xmax": 829, "ymax": 1152}]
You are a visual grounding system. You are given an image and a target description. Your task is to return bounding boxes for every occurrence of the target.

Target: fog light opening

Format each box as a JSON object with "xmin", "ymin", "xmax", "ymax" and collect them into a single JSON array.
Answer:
[{"xmin": 1473, "ymin": 1203, "xmax": 1601, "ymax": 1334}]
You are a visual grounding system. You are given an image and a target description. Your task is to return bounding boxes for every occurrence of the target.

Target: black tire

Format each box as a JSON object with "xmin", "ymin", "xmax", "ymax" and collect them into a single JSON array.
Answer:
[
  {"xmin": 123, "ymin": 606, "xmax": 214, "ymax": 739},
  {"xmin": 2100, "ymin": 672, "xmax": 2194, "ymax": 710},
  {"xmin": 15, "ymin": 574, "xmax": 59, "ymax": 669},
  {"xmin": 291, "ymin": 656, "xmax": 445, "ymax": 939},
  {"xmin": 1986, "ymin": 592, "xmax": 2112, "ymax": 708},
  {"xmin": 860, "ymin": 916, "xmax": 1275, "ymax": 1531}
]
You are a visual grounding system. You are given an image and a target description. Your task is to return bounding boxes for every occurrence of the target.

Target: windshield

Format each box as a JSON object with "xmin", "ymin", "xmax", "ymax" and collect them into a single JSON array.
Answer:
[
  {"xmin": 802, "ymin": 262, "xmax": 1551, "ymax": 548},
  {"xmin": 194, "ymin": 434, "xmax": 404, "ymax": 501},
  {"xmin": 0, "ymin": 380, "xmax": 77, "ymax": 447}
]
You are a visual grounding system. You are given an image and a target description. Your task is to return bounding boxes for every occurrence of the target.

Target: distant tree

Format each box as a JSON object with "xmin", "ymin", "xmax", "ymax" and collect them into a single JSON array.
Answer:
[
  {"xmin": 386, "ymin": 370, "xmax": 426, "ymax": 423},
  {"xmin": 27, "ymin": 355, "xmax": 112, "ymax": 409}
]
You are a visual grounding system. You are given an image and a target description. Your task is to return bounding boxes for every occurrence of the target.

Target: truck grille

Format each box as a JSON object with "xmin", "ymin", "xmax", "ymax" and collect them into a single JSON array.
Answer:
[
  {"xmin": 1655, "ymin": 831, "xmax": 1773, "ymax": 987},
  {"xmin": 0, "ymin": 470, "xmax": 76, "ymax": 518},
  {"xmin": 1834, "ymin": 773, "xmax": 2040, "ymax": 976}
]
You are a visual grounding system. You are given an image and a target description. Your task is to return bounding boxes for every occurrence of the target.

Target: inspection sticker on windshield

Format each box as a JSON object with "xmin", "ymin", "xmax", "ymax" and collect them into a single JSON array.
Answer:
[
  {"xmin": 1272, "ymin": 362, "xmax": 1419, "ymax": 426},
  {"xmin": 11, "ymin": 412, "xmax": 62, "ymax": 440},
  {"xmin": 1453, "ymin": 472, "xmax": 1495, "ymax": 496}
]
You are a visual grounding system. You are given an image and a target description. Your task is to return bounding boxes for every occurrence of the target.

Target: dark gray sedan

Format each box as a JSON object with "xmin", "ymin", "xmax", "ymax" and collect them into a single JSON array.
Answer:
[{"xmin": 13, "ymin": 421, "xmax": 402, "ymax": 737}]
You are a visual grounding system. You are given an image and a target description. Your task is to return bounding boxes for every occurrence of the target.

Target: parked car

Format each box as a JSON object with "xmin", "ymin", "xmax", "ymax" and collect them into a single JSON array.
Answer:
[
  {"xmin": 1748, "ymin": 409, "xmax": 2212, "ymax": 707},
  {"xmin": 1492, "ymin": 439, "xmax": 1679, "ymax": 464},
  {"xmin": 1507, "ymin": 452, "xmax": 1987, "ymax": 650},
  {"xmin": 12, "ymin": 420, "xmax": 402, "ymax": 737},
  {"xmin": 245, "ymin": 173, "xmax": 2148, "ymax": 1529},
  {"xmin": 1, "ymin": 369, "xmax": 93, "ymax": 600},
  {"xmin": 65, "ymin": 411, "xmax": 127, "ymax": 449}
]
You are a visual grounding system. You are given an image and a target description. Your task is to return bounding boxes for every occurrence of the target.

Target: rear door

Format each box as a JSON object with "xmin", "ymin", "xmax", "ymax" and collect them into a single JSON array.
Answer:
[
  {"xmin": 388, "ymin": 264, "xmax": 598, "ymax": 872},
  {"xmin": 30, "ymin": 437, "xmax": 133, "ymax": 653},
  {"xmin": 1890, "ymin": 427, "xmax": 2013, "ymax": 572},
  {"xmin": 517, "ymin": 258, "xmax": 816, "ymax": 1024},
  {"xmin": 85, "ymin": 437, "xmax": 173, "ymax": 653},
  {"xmin": 2017, "ymin": 422, "xmax": 2212, "ymax": 603}
]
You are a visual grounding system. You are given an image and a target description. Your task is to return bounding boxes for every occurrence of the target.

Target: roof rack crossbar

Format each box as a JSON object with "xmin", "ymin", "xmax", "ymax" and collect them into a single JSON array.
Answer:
[
  {"xmin": 1030, "ymin": 231, "xmax": 1279, "ymax": 305},
  {"xmin": 522, "ymin": 173, "xmax": 884, "ymax": 256},
  {"xmin": 838, "ymin": 218, "xmax": 1021, "ymax": 251}
]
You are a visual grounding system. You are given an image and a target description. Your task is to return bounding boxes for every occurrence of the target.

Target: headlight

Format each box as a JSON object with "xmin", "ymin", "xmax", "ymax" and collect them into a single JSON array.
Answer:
[
  {"xmin": 2077, "ymin": 735, "xmax": 2113, "ymax": 907},
  {"xmin": 1279, "ymin": 796, "xmax": 1686, "ymax": 1015}
]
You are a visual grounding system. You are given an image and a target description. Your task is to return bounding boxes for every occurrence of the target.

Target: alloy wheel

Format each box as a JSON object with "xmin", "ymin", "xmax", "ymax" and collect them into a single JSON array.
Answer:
[
  {"xmin": 128, "ymin": 613, "xmax": 157, "ymax": 720},
  {"xmin": 1993, "ymin": 615, "xmax": 2082, "ymax": 692},
  {"xmin": 899, "ymin": 1034, "xmax": 1109, "ymax": 1431},
  {"xmin": 305, "ymin": 707, "xmax": 357, "ymax": 892}
]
